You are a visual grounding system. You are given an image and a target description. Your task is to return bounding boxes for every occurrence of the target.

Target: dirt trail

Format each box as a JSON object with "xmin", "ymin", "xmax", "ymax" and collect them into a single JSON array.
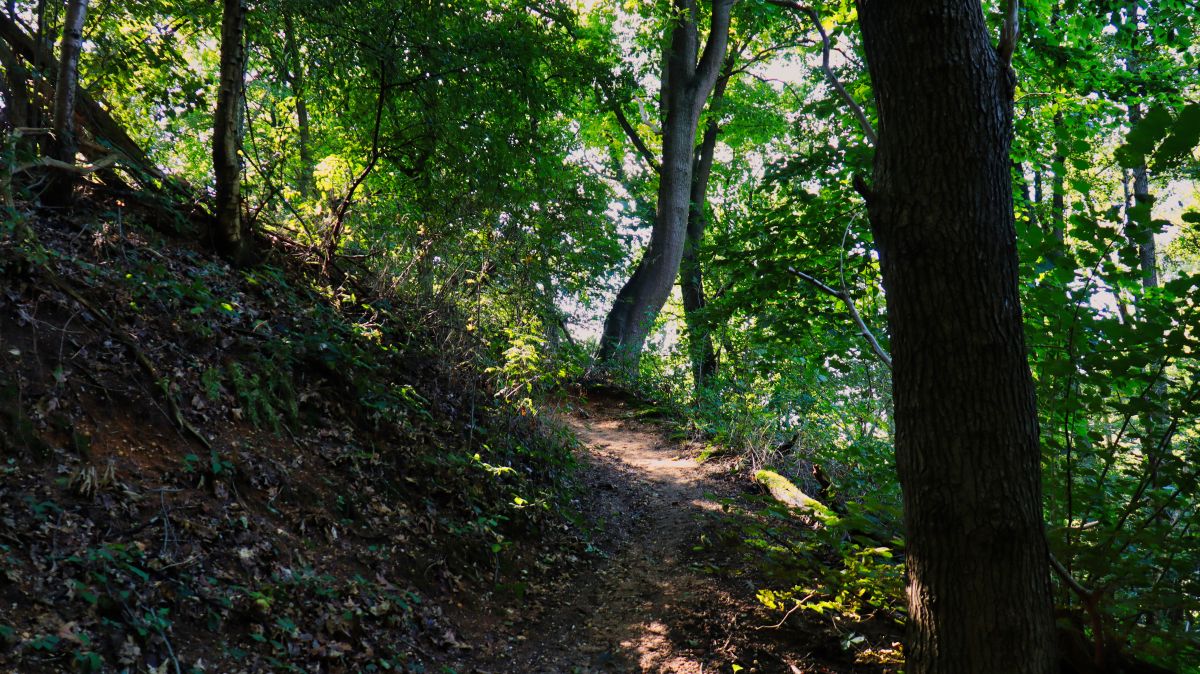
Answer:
[{"xmin": 457, "ymin": 395, "xmax": 815, "ymax": 674}]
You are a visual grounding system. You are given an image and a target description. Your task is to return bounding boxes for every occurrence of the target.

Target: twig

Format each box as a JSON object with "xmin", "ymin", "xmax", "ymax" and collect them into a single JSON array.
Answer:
[
  {"xmin": 323, "ymin": 66, "xmax": 387, "ymax": 267},
  {"xmin": 155, "ymin": 622, "xmax": 183, "ymax": 674},
  {"xmin": 600, "ymin": 82, "xmax": 660, "ymax": 174},
  {"xmin": 755, "ymin": 592, "xmax": 815, "ymax": 630}
]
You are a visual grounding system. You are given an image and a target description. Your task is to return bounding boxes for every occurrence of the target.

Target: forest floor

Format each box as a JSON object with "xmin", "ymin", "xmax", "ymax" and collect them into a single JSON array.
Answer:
[
  {"xmin": 452, "ymin": 392, "xmax": 899, "ymax": 674},
  {"xmin": 0, "ymin": 203, "xmax": 899, "ymax": 673}
]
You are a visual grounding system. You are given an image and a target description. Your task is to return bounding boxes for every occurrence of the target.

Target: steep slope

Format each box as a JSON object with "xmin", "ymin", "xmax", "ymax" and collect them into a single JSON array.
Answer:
[{"xmin": 0, "ymin": 199, "xmax": 579, "ymax": 672}]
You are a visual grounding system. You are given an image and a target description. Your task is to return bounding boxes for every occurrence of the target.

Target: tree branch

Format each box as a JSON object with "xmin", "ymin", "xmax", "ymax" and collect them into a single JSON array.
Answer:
[
  {"xmin": 998, "ymin": 0, "xmax": 1020, "ymax": 66},
  {"xmin": 693, "ymin": 0, "xmax": 737, "ymax": 94},
  {"xmin": 787, "ymin": 265, "xmax": 891, "ymax": 370},
  {"xmin": 767, "ymin": 0, "xmax": 877, "ymax": 146},
  {"xmin": 324, "ymin": 67, "xmax": 387, "ymax": 266},
  {"xmin": 14, "ymin": 152, "xmax": 119, "ymax": 175},
  {"xmin": 600, "ymin": 83, "xmax": 661, "ymax": 174}
]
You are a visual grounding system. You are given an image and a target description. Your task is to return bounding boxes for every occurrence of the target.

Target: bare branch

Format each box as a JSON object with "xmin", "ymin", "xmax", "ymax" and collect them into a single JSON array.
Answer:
[
  {"xmin": 614, "ymin": 101, "xmax": 661, "ymax": 173},
  {"xmin": 14, "ymin": 153, "xmax": 120, "ymax": 175},
  {"xmin": 787, "ymin": 265, "xmax": 892, "ymax": 370},
  {"xmin": 767, "ymin": 0, "xmax": 877, "ymax": 146},
  {"xmin": 324, "ymin": 67, "xmax": 387, "ymax": 266},
  {"xmin": 1048, "ymin": 552, "xmax": 1093, "ymax": 602},
  {"xmin": 597, "ymin": 79, "xmax": 661, "ymax": 173}
]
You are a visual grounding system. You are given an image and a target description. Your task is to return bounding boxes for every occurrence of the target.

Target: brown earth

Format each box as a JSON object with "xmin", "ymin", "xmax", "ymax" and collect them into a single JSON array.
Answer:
[{"xmin": 451, "ymin": 394, "xmax": 901, "ymax": 674}]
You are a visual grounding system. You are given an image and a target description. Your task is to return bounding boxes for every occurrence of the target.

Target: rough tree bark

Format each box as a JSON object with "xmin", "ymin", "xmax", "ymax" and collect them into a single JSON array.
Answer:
[
  {"xmin": 596, "ymin": 0, "xmax": 735, "ymax": 373},
  {"xmin": 854, "ymin": 1, "xmax": 1056, "ymax": 673},
  {"xmin": 44, "ymin": 0, "xmax": 88, "ymax": 206},
  {"xmin": 211, "ymin": 0, "xmax": 250, "ymax": 263},
  {"xmin": 679, "ymin": 61, "xmax": 732, "ymax": 393}
]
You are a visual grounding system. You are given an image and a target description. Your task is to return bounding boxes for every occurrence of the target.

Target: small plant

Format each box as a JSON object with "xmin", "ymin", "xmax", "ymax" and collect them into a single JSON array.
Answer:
[
  {"xmin": 201, "ymin": 366, "xmax": 224, "ymax": 400},
  {"xmin": 227, "ymin": 358, "xmax": 298, "ymax": 433}
]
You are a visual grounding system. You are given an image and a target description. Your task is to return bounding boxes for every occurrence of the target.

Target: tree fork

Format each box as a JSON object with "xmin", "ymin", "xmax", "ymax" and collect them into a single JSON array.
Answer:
[{"xmin": 596, "ymin": 0, "xmax": 736, "ymax": 374}]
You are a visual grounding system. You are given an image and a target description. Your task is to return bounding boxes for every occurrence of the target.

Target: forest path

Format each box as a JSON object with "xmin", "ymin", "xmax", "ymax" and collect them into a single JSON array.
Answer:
[{"xmin": 456, "ymin": 393, "xmax": 813, "ymax": 674}]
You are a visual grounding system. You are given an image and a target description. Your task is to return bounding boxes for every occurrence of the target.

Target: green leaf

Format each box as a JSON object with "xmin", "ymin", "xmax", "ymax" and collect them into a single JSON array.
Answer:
[
  {"xmin": 1116, "ymin": 105, "xmax": 1173, "ymax": 168},
  {"xmin": 1151, "ymin": 103, "xmax": 1200, "ymax": 170}
]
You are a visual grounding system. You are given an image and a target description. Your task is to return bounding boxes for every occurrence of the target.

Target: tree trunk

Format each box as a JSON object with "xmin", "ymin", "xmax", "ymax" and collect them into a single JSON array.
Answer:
[
  {"xmin": 0, "ymin": 36, "xmax": 32, "ymax": 131},
  {"xmin": 854, "ymin": 2, "xmax": 1056, "ymax": 673},
  {"xmin": 1051, "ymin": 112, "xmax": 1067, "ymax": 244},
  {"xmin": 1124, "ymin": 2, "xmax": 1168, "ymax": 483},
  {"xmin": 44, "ymin": 0, "xmax": 88, "ymax": 206},
  {"xmin": 680, "ymin": 121, "xmax": 719, "ymax": 393},
  {"xmin": 211, "ymin": 0, "xmax": 250, "ymax": 263},
  {"xmin": 596, "ymin": 0, "xmax": 734, "ymax": 373},
  {"xmin": 1124, "ymin": 1, "xmax": 1157, "ymax": 293},
  {"xmin": 282, "ymin": 12, "xmax": 314, "ymax": 199},
  {"xmin": 680, "ymin": 67, "xmax": 729, "ymax": 394}
]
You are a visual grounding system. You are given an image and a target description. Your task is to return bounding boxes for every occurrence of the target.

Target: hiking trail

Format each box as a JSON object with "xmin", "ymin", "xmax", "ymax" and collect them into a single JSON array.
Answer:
[{"xmin": 453, "ymin": 394, "xmax": 875, "ymax": 674}]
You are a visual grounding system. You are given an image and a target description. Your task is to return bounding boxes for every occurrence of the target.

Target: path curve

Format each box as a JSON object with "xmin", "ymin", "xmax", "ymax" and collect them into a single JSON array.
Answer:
[{"xmin": 455, "ymin": 394, "xmax": 857, "ymax": 674}]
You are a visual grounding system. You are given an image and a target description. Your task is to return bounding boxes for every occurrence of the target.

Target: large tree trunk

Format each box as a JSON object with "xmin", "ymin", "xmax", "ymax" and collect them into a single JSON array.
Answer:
[
  {"xmin": 44, "ymin": 0, "xmax": 89, "ymax": 206},
  {"xmin": 596, "ymin": 0, "xmax": 734, "ymax": 373},
  {"xmin": 854, "ymin": 2, "xmax": 1056, "ymax": 673},
  {"xmin": 211, "ymin": 0, "xmax": 250, "ymax": 263}
]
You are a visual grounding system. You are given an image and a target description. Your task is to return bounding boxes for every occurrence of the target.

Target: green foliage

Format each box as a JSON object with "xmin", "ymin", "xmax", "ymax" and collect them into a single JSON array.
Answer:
[
  {"xmin": 3, "ymin": 0, "xmax": 1199, "ymax": 666},
  {"xmin": 714, "ymin": 490, "xmax": 905, "ymax": 625},
  {"xmin": 226, "ymin": 358, "xmax": 299, "ymax": 433}
]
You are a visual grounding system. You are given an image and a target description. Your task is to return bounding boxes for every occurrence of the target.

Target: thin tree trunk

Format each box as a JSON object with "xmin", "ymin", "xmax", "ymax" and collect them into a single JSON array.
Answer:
[
  {"xmin": 1125, "ymin": 2, "xmax": 1168, "ymax": 486},
  {"xmin": 596, "ymin": 0, "xmax": 734, "ymax": 374},
  {"xmin": 31, "ymin": 0, "xmax": 47, "ymax": 141},
  {"xmin": 211, "ymin": 0, "xmax": 250, "ymax": 263},
  {"xmin": 282, "ymin": 12, "xmax": 313, "ymax": 199},
  {"xmin": 1125, "ymin": 1, "xmax": 1157, "ymax": 292},
  {"xmin": 1051, "ymin": 111, "xmax": 1067, "ymax": 244},
  {"xmin": 680, "ymin": 62, "xmax": 733, "ymax": 394},
  {"xmin": 854, "ymin": 1, "xmax": 1056, "ymax": 672},
  {"xmin": 44, "ymin": 0, "xmax": 88, "ymax": 206}
]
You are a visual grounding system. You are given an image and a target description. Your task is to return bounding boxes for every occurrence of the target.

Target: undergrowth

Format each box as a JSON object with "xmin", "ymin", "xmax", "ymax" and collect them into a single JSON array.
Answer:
[{"xmin": 0, "ymin": 198, "xmax": 586, "ymax": 672}]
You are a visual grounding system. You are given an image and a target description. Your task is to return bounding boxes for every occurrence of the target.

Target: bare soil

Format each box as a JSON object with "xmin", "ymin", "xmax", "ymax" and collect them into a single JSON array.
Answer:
[{"xmin": 453, "ymin": 394, "xmax": 897, "ymax": 674}]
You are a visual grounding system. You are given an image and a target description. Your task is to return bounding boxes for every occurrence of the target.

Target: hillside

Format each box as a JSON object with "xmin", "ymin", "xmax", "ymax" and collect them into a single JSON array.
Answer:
[
  {"xmin": 0, "ymin": 201, "xmax": 905, "ymax": 673},
  {"xmin": 0, "ymin": 198, "xmax": 585, "ymax": 672}
]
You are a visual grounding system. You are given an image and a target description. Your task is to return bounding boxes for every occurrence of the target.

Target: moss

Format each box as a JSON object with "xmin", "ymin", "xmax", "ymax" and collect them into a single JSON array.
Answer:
[{"xmin": 753, "ymin": 469, "xmax": 832, "ymax": 520}]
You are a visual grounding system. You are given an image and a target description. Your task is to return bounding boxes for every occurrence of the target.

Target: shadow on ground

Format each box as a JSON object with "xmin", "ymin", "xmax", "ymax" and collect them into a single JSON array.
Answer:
[{"xmin": 452, "ymin": 393, "xmax": 900, "ymax": 674}]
